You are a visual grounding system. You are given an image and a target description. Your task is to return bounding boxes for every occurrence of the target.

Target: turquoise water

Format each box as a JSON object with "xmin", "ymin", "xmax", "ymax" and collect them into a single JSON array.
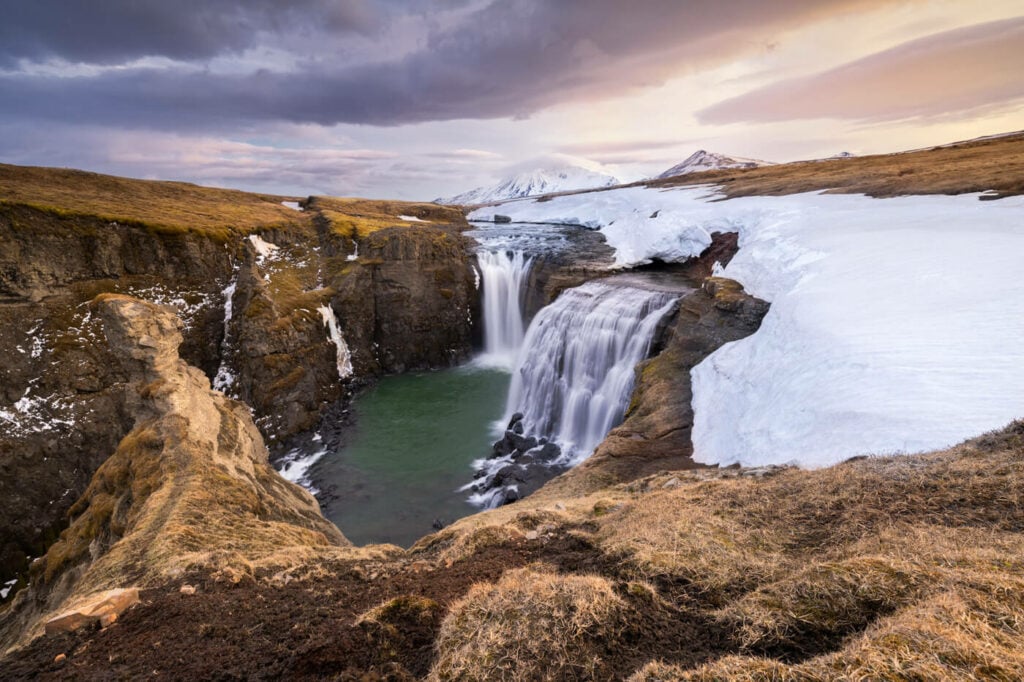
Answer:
[{"xmin": 314, "ymin": 365, "xmax": 510, "ymax": 547}]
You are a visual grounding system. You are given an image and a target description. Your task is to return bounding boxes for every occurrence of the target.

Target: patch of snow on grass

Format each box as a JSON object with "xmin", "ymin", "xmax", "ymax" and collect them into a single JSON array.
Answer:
[
  {"xmin": 281, "ymin": 201, "xmax": 303, "ymax": 211},
  {"xmin": 248, "ymin": 234, "xmax": 281, "ymax": 263},
  {"xmin": 472, "ymin": 187, "xmax": 1024, "ymax": 468},
  {"xmin": 398, "ymin": 214, "xmax": 429, "ymax": 222}
]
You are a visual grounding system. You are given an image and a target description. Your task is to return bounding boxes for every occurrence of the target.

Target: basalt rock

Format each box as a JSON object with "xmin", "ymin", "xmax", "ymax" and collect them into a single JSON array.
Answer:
[
  {"xmin": 1, "ymin": 199, "xmax": 478, "ymax": 592},
  {"xmin": 0, "ymin": 295, "xmax": 347, "ymax": 652},
  {"xmin": 0, "ymin": 206, "xmax": 236, "ymax": 592}
]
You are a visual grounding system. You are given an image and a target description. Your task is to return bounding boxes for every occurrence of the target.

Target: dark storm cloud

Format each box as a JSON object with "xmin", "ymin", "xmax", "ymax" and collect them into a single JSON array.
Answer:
[
  {"xmin": 699, "ymin": 17, "xmax": 1024, "ymax": 124},
  {"xmin": 0, "ymin": 0, "xmax": 381, "ymax": 66},
  {"xmin": 0, "ymin": 0, "xmax": 890, "ymax": 129}
]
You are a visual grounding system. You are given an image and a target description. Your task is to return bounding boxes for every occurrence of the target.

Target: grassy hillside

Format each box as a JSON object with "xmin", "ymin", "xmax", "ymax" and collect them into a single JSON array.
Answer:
[
  {"xmin": 310, "ymin": 196, "xmax": 468, "ymax": 238},
  {"xmin": 652, "ymin": 131, "xmax": 1024, "ymax": 199},
  {"xmin": 0, "ymin": 164, "xmax": 311, "ymax": 240}
]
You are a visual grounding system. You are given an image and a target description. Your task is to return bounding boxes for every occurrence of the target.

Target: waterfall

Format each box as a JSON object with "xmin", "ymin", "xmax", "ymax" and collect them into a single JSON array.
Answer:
[
  {"xmin": 212, "ymin": 273, "xmax": 238, "ymax": 393},
  {"xmin": 477, "ymin": 250, "xmax": 533, "ymax": 368},
  {"xmin": 317, "ymin": 304, "xmax": 354, "ymax": 380},
  {"xmin": 505, "ymin": 281, "xmax": 678, "ymax": 463}
]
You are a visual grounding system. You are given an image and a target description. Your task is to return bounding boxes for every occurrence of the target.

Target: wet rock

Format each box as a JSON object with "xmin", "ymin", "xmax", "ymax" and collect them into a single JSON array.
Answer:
[{"xmin": 493, "ymin": 214, "xmax": 512, "ymax": 224}]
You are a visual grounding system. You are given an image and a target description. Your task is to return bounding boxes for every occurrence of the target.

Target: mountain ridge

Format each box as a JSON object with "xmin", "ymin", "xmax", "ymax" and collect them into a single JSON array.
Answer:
[
  {"xmin": 437, "ymin": 165, "xmax": 619, "ymax": 205},
  {"xmin": 657, "ymin": 150, "xmax": 773, "ymax": 179}
]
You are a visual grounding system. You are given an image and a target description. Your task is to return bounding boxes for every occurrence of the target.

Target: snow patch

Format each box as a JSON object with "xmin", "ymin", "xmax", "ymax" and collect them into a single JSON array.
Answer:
[
  {"xmin": 471, "ymin": 185, "xmax": 1024, "ymax": 468},
  {"xmin": 398, "ymin": 214, "xmax": 429, "ymax": 223},
  {"xmin": 281, "ymin": 201, "xmax": 302, "ymax": 211},
  {"xmin": 248, "ymin": 234, "xmax": 280, "ymax": 262}
]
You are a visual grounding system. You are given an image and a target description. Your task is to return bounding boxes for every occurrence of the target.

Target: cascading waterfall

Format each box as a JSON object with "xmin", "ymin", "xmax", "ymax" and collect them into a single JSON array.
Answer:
[
  {"xmin": 505, "ymin": 281, "xmax": 678, "ymax": 463},
  {"xmin": 318, "ymin": 304, "xmax": 354, "ymax": 380},
  {"xmin": 212, "ymin": 272, "xmax": 239, "ymax": 393},
  {"xmin": 477, "ymin": 250, "xmax": 532, "ymax": 368}
]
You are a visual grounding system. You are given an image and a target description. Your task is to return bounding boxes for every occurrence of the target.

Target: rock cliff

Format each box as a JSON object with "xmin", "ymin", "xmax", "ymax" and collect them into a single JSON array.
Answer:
[
  {"xmin": 0, "ymin": 295, "xmax": 347, "ymax": 651},
  {"xmin": 0, "ymin": 177, "xmax": 477, "ymax": 592}
]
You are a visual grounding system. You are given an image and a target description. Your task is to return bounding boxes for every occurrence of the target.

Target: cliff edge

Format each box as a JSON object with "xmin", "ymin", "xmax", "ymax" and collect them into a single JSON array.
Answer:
[{"xmin": 0, "ymin": 295, "xmax": 347, "ymax": 651}]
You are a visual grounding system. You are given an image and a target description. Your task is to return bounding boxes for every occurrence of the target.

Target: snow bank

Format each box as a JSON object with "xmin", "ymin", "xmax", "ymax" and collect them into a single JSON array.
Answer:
[
  {"xmin": 398, "ymin": 214, "xmax": 429, "ymax": 223},
  {"xmin": 471, "ymin": 187, "xmax": 1024, "ymax": 468}
]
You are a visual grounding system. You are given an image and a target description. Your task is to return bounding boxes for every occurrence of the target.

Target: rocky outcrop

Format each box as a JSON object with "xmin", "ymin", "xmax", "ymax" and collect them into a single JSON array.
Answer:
[
  {"xmin": 0, "ymin": 206, "xmax": 238, "ymax": 591},
  {"xmin": 1, "ymin": 198, "xmax": 478, "ymax": 589},
  {"xmin": 0, "ymin": 295, "xmax": 346, "ymax": 652}
]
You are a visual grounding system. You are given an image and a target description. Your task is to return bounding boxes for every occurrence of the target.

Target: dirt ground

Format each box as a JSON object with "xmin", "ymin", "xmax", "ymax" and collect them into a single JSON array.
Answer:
[{"xmin": 0, "ymin": 535, "xmax": 734, "ymax": 681}]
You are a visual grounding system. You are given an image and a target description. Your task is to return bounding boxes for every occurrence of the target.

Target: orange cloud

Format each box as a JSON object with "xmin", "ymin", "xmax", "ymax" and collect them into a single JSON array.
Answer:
[{"xmin": 699, "ymin": 17, "xmax": 1024, "ymax": 123}]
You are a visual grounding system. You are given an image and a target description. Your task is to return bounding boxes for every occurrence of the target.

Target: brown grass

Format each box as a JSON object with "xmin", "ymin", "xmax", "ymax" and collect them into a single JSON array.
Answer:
[
  {"xmin": 430, "ymin": 566, "xmax": 626, "ymax": 681},
  {"xmin": 419, "ymin": 422, "xmax": 1024, "ymax": 678},
  {"xmin": 0, "ymin": 163, "xmax": 309, "ymax": 240},
  {"xmin": 310, "ymin": 196, "xmax": 467, "ymax": 238},
  {"xmin": 650, "ymin": 131, "xmax": 1024, "ymax": 200}
]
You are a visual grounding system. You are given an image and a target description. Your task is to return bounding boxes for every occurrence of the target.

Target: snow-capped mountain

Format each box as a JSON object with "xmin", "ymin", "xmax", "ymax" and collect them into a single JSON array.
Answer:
[
  {"xmin": 437, "ymin": 166, "xmax": 620, "ymax": 205},
  {"xmin": 656, "ymin": 150, "xmax": 773, "ymax": 179}
]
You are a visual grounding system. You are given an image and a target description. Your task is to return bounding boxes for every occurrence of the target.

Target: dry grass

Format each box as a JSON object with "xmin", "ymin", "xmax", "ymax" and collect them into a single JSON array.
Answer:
[
  {"xmin": 650, "ymin": 131, "xmax": 1024, "ymax": 200},
  {"xmin": 0, "ymin": 163, "xmax": 309, "ymax": 240},
  {"xmin": 596, "ymin": 424, "xmax": 1024, "ymax": 602},
  {"xmin": 417, "ymin": 422, "xmax": 1024, "ymax": 679},
  {"xmin": 310, "ymin": 196, "xmax": 467, "ymax": 238},
  {"xmin": 430, "ymin": 566, "xmax": 626, "ymax": 681}
]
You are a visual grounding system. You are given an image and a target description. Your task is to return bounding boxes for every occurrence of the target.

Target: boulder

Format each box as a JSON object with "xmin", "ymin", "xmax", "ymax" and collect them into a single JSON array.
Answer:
[{"xmin": 44, "ymin": 588, "xmax": 140, "ymax": 634}]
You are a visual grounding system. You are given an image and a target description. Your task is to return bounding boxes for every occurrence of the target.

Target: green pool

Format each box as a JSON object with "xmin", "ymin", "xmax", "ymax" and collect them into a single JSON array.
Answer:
[{"xmin": 313, "ymin": 364, "xmax": 510, "ymax": 547}]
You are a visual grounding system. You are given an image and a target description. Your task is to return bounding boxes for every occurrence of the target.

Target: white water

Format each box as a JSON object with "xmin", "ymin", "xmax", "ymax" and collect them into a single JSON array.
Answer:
[
  {"xmin": 212, "ymin": 273, "xmax": 238, "ymax": 393},
  {"xmin": 505, "ymin": 281, "xmax": 678, "ymax": 463},
  {"xmin": 317, "ymin": 304, "xmax": 354, "ymax": 380},
  {"xmin": 476, "ymin": 250, "xmax": 533, "ymax": 369}
]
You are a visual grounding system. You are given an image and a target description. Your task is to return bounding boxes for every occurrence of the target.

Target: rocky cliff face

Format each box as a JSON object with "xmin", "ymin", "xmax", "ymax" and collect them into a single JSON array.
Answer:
[
  {"xmin": 0, "ymin": 295, "xmax": 347, "ymax": 651},
  {"xmin": 0, "ymin": 204, "xmax": 236, "ymax": 590},
  {"xmin": 0, "ymin": 191, "xmax": 477, "ymax": 592}
]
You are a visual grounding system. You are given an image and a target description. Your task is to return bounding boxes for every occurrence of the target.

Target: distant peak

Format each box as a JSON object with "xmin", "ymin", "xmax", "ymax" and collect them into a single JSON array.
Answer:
[
  {"xmin": 656, "ymin": 150, "xmax": 773, "ymax": 179},
  {"xmin": 437, "ymin": 164, "xmax": 620, "ymax": 205}
]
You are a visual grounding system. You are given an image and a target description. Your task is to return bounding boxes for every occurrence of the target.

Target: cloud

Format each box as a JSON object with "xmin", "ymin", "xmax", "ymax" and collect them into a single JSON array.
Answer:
[
  {"xmin": 0, "ymin": 0, "xmax": 381, "ymax": 66},
  {"xmin": 0, "ymin": 0, "xmax": 888, "ymax": 129},
  {"xmin": 699, "ymin": 17, "xmax": 1024, "ymax": 124}
]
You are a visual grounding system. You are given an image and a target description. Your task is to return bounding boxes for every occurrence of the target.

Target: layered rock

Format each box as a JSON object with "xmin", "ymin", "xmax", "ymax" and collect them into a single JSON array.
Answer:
[
  {"xmin": 0, "ymin": 204, "xmax": 238, "ymax": 589},
  {"xmin": 0, "ymin": 295, "xmax": 346, "ymax": 652},
  {"xmin": 1, "ymin": 193, "xmax": 478, "ymax": 589}
]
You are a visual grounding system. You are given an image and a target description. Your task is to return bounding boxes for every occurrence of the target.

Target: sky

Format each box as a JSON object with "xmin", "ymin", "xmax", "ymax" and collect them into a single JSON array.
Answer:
[{"xmin": 0, "ymin": 0, "xmax": 1022, "ymax": 200}]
